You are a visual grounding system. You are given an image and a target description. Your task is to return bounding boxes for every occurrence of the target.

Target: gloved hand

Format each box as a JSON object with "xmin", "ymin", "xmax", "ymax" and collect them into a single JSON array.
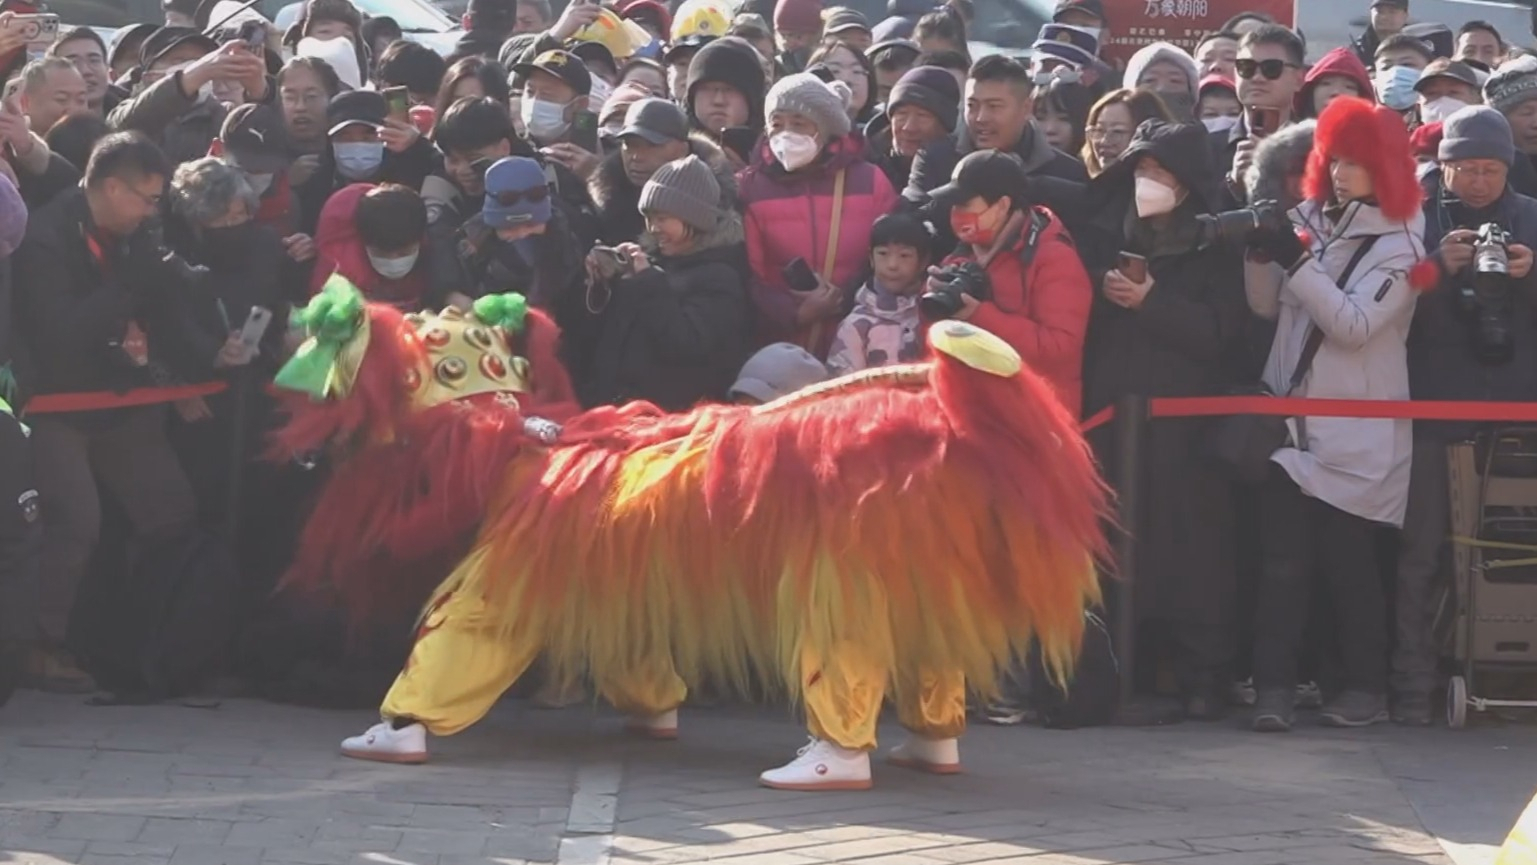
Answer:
[{"xmin": 1252, "ymin": 224, "xmax": 1307, "ymax": 270}]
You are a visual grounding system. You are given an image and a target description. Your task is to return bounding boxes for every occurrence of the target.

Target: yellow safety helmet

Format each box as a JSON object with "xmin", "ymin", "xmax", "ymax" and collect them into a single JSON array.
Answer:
[
  {"xmin": 670, "ymin": 0, "xmax": 731, "ymax": 43},
  {"xmin": 571, "ymin": 7, "xmax": 653, "ymax": 61}
]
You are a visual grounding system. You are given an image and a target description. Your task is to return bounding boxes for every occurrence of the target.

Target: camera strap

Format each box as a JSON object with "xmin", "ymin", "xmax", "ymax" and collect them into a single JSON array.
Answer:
[{"xmin": 1288, "ymin": 234, "xmax": 1379, "ymax": 449}]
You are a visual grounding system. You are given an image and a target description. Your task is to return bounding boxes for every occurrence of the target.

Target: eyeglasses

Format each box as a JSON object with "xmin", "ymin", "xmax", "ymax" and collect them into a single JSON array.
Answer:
[
  {"xmin": 1235, "ymin": 58, "xmax": 1301, "ymax": 80},
  {"xmin": 123, "ymin": 184, "xmax": 163, "ymax": 208},
  {"xmin": 490, "ymin": 185, "xmax": 550, "ymax": 206},
  {"xmin": 1087, "ymin": 125, "xmax": 1133, "ymax": 142}
]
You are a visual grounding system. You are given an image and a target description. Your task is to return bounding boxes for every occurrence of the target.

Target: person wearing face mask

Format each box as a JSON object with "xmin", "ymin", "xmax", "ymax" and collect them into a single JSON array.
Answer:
[
  {"xmin": 215, "ymin": 103, "xmax": 307, "ymax": 253},
  {"xmin": 1078, "ymin": 119, "xmax": 1248, "ymax": 723},
  {"xmin": 1296, "ymin": 47, "xmax": 1374, "ymax": 121},
  {"xmin": 1394, "ymin": 105, "xmax": 1537, "ymax": 724},
  {"xmin": 580, "ymin": 154, "xmax": 750, "ymax": 409},
  {"xmin": 293, "ymin": 90, "xmax": 432, "ymax": 236},
  {"xmin": 511, "ymin": 49, "xmax": 599, "ymax": 180},
  {"xmin": 589, "ymin": 97, "xmax": 738, "ymax": 247},
  {"xmin": 1413, "ymin": 58, "xmax": 1483, "ymax": 127},
  {"xmin": 1373, "ymin": 35, "xmax": 1434, "ymax": 115},
  {"xmin": 110, "ymin": 28, "xmax": 271, "ymax": 167},
  {"xmin": 1197, "ymin": 75, "xmax": 1242, "ymax": 136},
  {"xmin": 1242, "ymin": 97, "xmax": 1427, "ymax": 732},
  {"xmin": 310, "ymin": 183, "xmax": 431, "ymax": 312},
  {"xmin": 867, "ymin": 65, "xmax": 959, "ymax": 191},
  {"xmin": 1052, "ymin": 0, "xmax": 1107, "ymax": 50},
  {"xmin": 1123, "ymin": 41, "xmax": 1200, "ymax": 122},
  {"xmin": 738, "ymin": 72, "xmax": 899, "ymax": 359}
]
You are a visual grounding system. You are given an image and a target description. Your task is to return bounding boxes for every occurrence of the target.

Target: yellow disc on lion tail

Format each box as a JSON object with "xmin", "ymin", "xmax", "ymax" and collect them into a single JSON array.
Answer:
[{"xmin": 929, "ymin": 321, "xmax": 1021, "ymax": 377}]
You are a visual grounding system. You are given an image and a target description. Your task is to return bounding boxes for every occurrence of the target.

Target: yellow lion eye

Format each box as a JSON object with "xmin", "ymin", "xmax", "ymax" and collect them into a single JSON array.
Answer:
[
  {"xmin": 436, "ymin": 356, "xmax": 468, "ymax": 383},
  {"xmin": 465, "ymin": 327, "xmax": 494, "ymax": 349}
]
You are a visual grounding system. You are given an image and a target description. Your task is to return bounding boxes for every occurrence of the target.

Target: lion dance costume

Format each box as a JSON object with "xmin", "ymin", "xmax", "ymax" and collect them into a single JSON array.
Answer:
[{"xmin": 276, "ymin": 279, "xmax": 1109, "ymax": 791}]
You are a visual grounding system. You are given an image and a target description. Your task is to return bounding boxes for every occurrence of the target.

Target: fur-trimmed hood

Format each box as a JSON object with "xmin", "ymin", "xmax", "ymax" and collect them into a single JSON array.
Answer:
[
  {"xmin": 1304, "ymin": 97, "xmax": 1421, "ymax": 221},
  {"xmin": 1245, "ymin": 120, "xmax": 1317, "ymax": 208},
  {"xmin": 589, "ymin": 132, "xmax": 740, "ymax": 230}
]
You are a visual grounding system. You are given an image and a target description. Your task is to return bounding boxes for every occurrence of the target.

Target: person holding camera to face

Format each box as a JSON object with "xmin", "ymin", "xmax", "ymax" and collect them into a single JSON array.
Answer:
[
  {"xmin": 924, "ymin": 149, "xmax": 1091, "ymax": 416},
  {"xmin": 1394, "ymin": 105, "xmax": 1537, "ymax": 725}
]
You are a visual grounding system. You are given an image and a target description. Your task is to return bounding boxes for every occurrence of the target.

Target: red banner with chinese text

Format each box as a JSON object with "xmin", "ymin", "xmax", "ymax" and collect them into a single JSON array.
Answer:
[{"xmin": 1102, "ymin": 0, "xmax": 1297, "ymax": 67}]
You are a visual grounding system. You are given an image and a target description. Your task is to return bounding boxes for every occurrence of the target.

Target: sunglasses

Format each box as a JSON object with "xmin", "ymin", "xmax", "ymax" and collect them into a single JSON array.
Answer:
[
  {"xmin": 490, "ymin": 185, "xmax": 550, "ymax": 206},
  {"xmin": 1235, "ymin": 58, "xmax": 1300, "ymax": 81}
]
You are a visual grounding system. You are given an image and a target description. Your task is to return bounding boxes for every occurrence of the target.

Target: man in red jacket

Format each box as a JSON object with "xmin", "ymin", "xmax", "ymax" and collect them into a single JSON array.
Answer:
[{"xmin": 926, "ymin": 149, "xmax": 1091, "ymax": 416}]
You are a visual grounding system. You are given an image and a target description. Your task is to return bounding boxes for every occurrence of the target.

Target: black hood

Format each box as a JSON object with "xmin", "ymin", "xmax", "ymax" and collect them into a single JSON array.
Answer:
[
  {"xmin": 1103, "ymin": 119, "xmax": 1222, "ymax": 213},
  {"xmin": 685, "ymin": 38, "xmax": 766, "ymax": 134}
]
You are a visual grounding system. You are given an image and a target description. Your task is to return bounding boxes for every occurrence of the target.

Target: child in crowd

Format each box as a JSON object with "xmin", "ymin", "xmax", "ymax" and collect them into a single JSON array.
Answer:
[
  {"xmin": 826, "ymin": 213, "xmax": 932, "ymax": 375},
  {"xmin": 728, "ymin": 343, "xmax": 829, "ymax": 404}
]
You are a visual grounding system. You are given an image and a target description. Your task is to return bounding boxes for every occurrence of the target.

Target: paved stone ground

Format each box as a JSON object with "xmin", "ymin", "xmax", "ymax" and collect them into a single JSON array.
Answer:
[{"xmin": 0, "ymin": 693, "xmax": 1531, "ymax": 865}]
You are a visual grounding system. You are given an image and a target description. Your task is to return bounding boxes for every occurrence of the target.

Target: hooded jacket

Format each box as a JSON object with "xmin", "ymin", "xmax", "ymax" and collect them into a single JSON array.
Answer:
[
  {"xmin": 686, "ymin": 38, "xmax": 768, "ymax": 140},
  {"xmin": 1298, "ymin": 48, "xmax": 1374, "ymax": 120},
  {"xmin": 738, "ymin": 134, "xmax": 900, "ymax": 358},
  {"xmin": 1122, "ymin": 42, "xmax": 1200, "ymax": 109},
  {"xmin": 581, "ymin": 211, "xmax": 752, "ymax": 409},
  {"xmin": 588, "ymin": 133, "xmax": 740, "ymax": 246},
  {"xmin": 310, "ymin": 183, "xmax": 431, "ymax": 312}
]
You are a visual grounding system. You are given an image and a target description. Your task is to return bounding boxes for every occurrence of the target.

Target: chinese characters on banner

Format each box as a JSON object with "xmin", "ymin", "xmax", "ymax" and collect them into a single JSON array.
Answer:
[{"xmin": 1100, "ymin": 0, "xmax": 1296, "ymax": 67}]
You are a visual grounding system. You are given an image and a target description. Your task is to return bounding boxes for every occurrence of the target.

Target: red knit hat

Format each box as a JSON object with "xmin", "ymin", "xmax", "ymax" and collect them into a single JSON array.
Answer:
[
  {"xmin": 774, "ymin": 0, "xmax": 822, "ymax": 33},
  {"xmin": 1303, "ymin": 96, "xmax": 1422, "ymax": 221},
  {"xmin": 1409, "ymin": 121, "xmax": 1444, "ymax": 162}
]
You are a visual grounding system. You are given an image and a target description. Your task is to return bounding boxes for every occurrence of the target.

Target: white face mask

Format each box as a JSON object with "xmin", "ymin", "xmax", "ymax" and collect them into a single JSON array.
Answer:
[
  {"xmin": 333, "ymin": 141, "xmax": 385, "ymax": 180},
  {"xmin": 245, "ymin": 172, "xmax": 274, "ymax": 197},
  {"xmin": 769, "ymin": 131, "xmax": 819, "ymax": 171},
  {"xmin": 521, "ymin": 97, "xmax": 570, "ymax": 145},
  {"xmin": 368, "ymin": 249, "xmax": 419, "ymax": 279},
  {"xmin": 1420, "ymin": 96, "xmax": 1468, "ymax": 125},
  {"xmin": 1202, "ymin": 114, "xmax": 1239, "ymax": 134},
  {"xmin": 1134, "ymin": 176, "xmax": 1179, "ymax": 217},
  {"xmin": 588, "ymin": 76, "xmax": 613, "ymax": 110}
]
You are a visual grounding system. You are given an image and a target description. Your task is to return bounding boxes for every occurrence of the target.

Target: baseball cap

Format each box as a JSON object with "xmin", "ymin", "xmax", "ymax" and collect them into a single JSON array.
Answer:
[
  {"xmin": 929, "ymin": 150, "xmax": 1029, "ymax": 208},
  {"xmin": 728, "ymin": 343, "xmax": 829, "ymax": 403},
  {"xmin": 868, "ymin": 38, "xmax": 920, "ymax": 64},
  {"xmin": 482, "ymin": 157, "xmax": 552, "ymax": 229},
  {"xmin": 617, "ymin": 97, "xmax": 689, "ymax": 144},
  {"xmin": 326, "ymin": 90, "xmax": 387, "ymax": 137},
  {"xmin": 1371, "ymin": 0, "xmax": 1408, "ymax": 9},
  {"xmin": 512, "ymin": 49, "xmax": 593, "ymax": 98},
  {"xmin": 672, "ymin": 0, "xmax": 731, "ymax": 42},
  {"xmin": 824, "ymin": 7, "xmax": 871, "ymax": 36},
  {"xmin": 1415, "ymin": 57, "xmax": 1480, "ymax": 92},
  {"xmin": 220, "ymin": 103, "xmax": 291, "ymax": 173},
  {"xmin": 109, "ymin": 22, "xmax": 159, "ymax": 72},
  {"xmin": 1052, "ymin": 0, "xmax": 1106, "ymax": 25},
  {"xmin": 870, "ymin": 15, "xmax": 915, "ymax": 43},
  {"xmin": 138, "ymin": 25, "xmax": 219, "ymax": 69},
  {"xmin": 570, "ymin": 39, "xmax": 617, "ymax": 75},
  {"xmin": 1031, "ymin": 22, "xmax": 1098, "ymax": 69}
]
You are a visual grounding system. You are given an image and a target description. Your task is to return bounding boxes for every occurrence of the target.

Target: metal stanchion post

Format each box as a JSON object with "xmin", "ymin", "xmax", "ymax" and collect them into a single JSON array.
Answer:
[{"xmin": 1113, "ymin": 393, "xmax": 1145, "ymax": 710}]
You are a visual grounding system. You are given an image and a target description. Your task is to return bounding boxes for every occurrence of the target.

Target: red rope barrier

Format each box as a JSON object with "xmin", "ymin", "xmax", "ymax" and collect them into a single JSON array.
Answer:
[{"xmin": 24, "ymin": 381, "xmax": 229, "ymax": 414}]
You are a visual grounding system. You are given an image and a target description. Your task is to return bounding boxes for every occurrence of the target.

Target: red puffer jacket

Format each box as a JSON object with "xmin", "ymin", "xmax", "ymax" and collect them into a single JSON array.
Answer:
[{"xmin": 738, "ymin": 135, "xmax": 899, "ymax": 359}]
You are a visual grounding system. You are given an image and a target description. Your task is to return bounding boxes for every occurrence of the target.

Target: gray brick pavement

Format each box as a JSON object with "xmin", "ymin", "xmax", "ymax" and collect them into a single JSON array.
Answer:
[{"xmin": 0, "ymin": 693, "xmax": 1531, "ymax": 865}]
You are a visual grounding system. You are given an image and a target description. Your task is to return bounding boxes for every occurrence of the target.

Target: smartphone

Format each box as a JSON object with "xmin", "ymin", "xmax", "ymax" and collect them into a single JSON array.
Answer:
[
  {"xmin": 7, "ymin": 13, "xmax": 59, "ymax": 61},
  {"xmin": 236, "ymin": 19, "xmax": 266, "ymax": 53},
  {"xmin": 720, "ymin": 126, "xmax": 757, "ymax": 162},
  {"xmin": 237, "ymin": 306, "xmax": 273, "ymax": 351},
  {"xmin": 782, "ymin": 257, "xmax": 819, "ymax": 293},
  {"xmin": 570, "ymin": 109, "xmax": 600, "ymax": 155},
  {"xmin": 383, "ymin": 85, "xmax": 410, "ymax": 121},
  {"xmin": 1245, "ymin": 106, "xmax": 1281, "ymax": 138},
  {"xmin": 1117, "ymin": 251, "xmax": 1148, "ymax": 283}
]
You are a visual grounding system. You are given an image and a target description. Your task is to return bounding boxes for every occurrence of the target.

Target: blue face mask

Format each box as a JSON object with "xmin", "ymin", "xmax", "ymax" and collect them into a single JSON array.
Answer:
[
  {"xmin": 333, "ymin": 141, "xmax": 385, "ymax": 180},
  {"xmin": 1375, "ymin": 65, "xmax": 1421, "ymax": 111}
]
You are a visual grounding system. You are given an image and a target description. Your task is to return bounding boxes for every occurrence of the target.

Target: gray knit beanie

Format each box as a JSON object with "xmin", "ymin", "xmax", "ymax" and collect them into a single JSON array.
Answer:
[
  {"xmin": 764, "ymin": 72, "xmax": 853, "ymax": 140},
  {"xmin": 639, "ymin": 154, "xmax": 723, "ymax": 233},
  {"xmin": 1440, "ymin": 105, "xmax": 1516, "ymax": 166},
  {"xmin": 1485, "ymin": 55, "xmax": 1537, "ymax": 115}
]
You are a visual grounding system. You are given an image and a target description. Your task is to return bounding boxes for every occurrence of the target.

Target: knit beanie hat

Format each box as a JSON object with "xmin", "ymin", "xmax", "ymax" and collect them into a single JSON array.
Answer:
[
  {"xmin": 774, "ymin": 0, "xmax": 822, "ymax": 33},
  {"xmin": 766, "ymin": 72, "xmax": 853, "ymax": 140},
  {"xmin": 639, "ymin": 154, "xmax": 723, "ymax": 233},
  {"xmin": 1485, "ymin": 55, "xmax": 1537, "ymax": 115},
  {"xmin": 686, "ymin": 36, "xmax": 767, "ymax": 130},
  {"xmin": 887, "ymin": 65, "xmax": 960, "ymax": 132},
  {"xmin": 1438, "ymin": 105, "xmax": 1515, "ymax": 166}
]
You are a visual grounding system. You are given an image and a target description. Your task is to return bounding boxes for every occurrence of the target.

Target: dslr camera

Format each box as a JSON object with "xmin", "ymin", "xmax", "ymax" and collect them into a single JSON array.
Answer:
[
  {"xmin": 919, "ymin": 260, "xmax": 991, "ymax": 319},
  {"xmin": 1194, "ymin": 199, "xmax": 1290, "ymax": 248},
  {"xmin": 1460, "ymin": 222, "xmax": 1515, "ymax": 364}
]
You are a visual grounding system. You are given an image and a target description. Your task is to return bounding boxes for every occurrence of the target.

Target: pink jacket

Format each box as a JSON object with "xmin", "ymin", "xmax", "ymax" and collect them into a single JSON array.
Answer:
[{"xmin": 738, "ymin": 135, "xmax": 900, "ymax": 359}]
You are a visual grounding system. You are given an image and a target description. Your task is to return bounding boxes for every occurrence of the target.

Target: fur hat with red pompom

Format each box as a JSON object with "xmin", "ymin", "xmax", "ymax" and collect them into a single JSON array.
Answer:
[{"xmin": 1302, "ymin": 96, "xmax": 1423, "ymax": 222}]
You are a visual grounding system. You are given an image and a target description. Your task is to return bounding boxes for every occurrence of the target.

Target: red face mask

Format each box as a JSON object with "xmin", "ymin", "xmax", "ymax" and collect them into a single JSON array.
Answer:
[{"xmin": 951, "ymin": 207, "xmax": 998, "ymax": 246}]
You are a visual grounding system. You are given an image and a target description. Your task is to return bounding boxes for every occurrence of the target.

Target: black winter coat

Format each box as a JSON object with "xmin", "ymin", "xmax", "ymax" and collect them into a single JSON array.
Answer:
[{"xmin": 581, "ymin": 228, "xmax": 752, "ymax": 410}]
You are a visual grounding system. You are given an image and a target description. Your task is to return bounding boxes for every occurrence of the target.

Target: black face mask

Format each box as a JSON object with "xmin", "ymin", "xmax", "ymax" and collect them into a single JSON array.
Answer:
[{"xmin": 201, "ymin": 222, "xmax": 257, "ymax": 259}]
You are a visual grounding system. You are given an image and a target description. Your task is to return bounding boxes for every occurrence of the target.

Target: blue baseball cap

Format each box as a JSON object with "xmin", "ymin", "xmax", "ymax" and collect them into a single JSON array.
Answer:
[{"xmin": 482, "ymin": 157, "xmax": 552, "ymax": 229}]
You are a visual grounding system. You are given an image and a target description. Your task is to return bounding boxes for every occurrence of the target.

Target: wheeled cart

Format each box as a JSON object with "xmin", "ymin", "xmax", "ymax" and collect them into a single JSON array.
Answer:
[{"xmin": 1444, "ymin": 431, "xmax": 1537, "ymax": 728}]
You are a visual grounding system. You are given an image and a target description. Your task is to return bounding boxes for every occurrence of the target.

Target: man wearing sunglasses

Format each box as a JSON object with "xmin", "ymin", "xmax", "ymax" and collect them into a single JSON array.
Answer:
[{"xmin": 1220, "ymin": 25, "xmax": 1306, "ymax": 205}]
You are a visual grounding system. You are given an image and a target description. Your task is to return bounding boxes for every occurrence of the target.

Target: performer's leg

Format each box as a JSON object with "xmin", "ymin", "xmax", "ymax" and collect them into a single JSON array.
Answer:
[
  {"xmin": 596, "ymin": 654, "xmax": 687, "ymax": 740},
  {"xmin": 341, "ymin": 589, "xmax": 540, "ymax": 763},
  {"xmin": 759, "ymin": 643, "xmax": 879, "ymax": 791},
  {"xmin": 887, "ymin": 668, "xmax": 965, "ymax": 774}
]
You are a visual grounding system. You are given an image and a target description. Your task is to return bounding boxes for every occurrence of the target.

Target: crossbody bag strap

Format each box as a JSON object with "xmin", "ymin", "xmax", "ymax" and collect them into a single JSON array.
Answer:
[
  {"xmin": 1285, "ymin": 234, "xmax": 1380, "ymax": 395},
  {"xmin": 804, "ymin": 168, "xmax": 847, "ymax": 354}
]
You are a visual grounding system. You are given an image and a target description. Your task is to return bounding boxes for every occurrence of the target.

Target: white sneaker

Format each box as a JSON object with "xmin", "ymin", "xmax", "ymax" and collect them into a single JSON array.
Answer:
[
  {"xmin": 758, "ymin": 738, "xmax": 871, "ymax": 791},
  {"xmin": 340, "ymin": 721, "xmax": 428, "ymax": 764},
  {"xmin": 624, "ymin": 708, "xmax": 678, "ymax": 740},
  {"xmin": 886, "ymin": 736, "xmax": 962, "ymax": 775}
]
